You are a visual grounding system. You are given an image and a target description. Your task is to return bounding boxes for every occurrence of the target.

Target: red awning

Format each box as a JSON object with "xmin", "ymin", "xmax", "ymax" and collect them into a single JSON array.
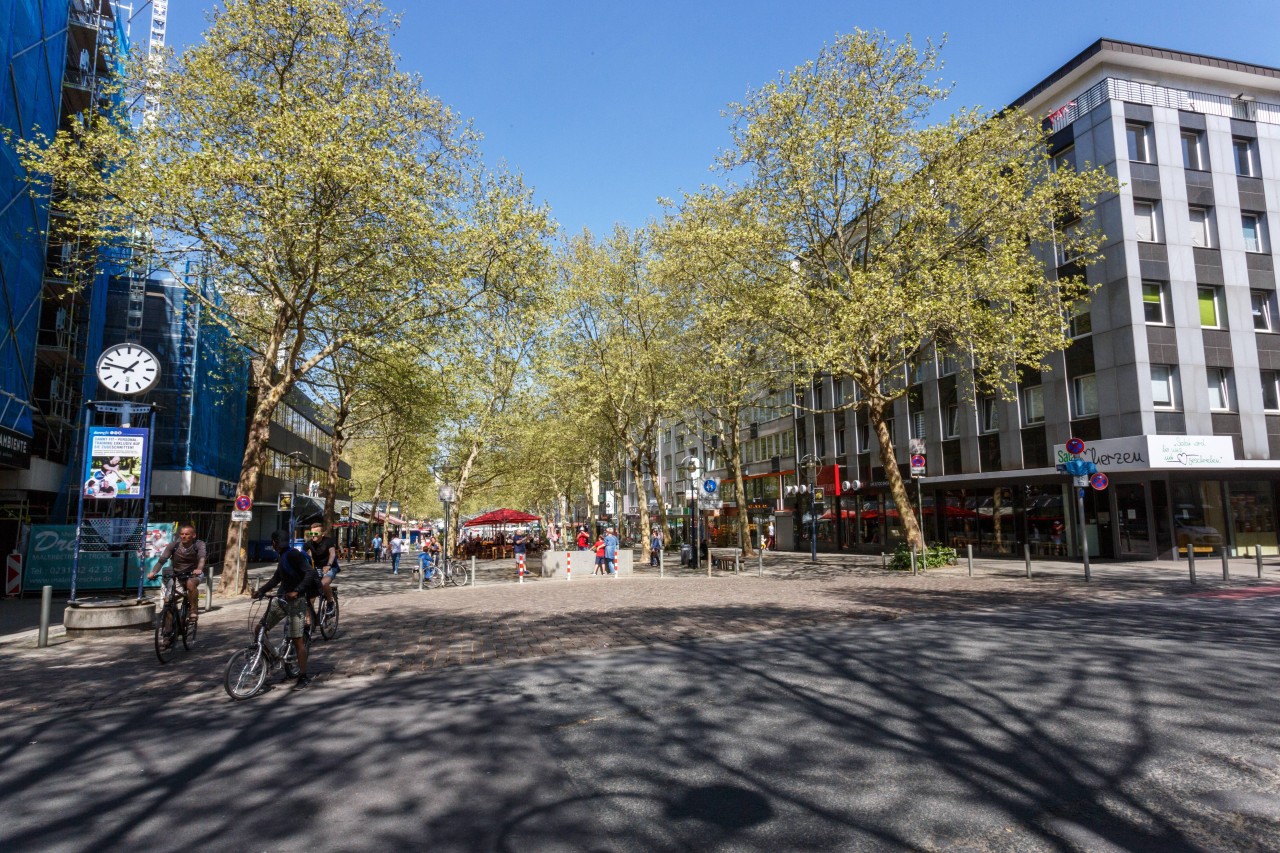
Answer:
[{"xmin": 463, "ymin": 508, "xmax": 540, "ymax": 527}]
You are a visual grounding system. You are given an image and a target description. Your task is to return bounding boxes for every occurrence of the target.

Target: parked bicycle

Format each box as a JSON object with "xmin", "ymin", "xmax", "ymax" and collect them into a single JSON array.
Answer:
[
  {"xmin": 154, "ymin": 570, "xmax": 196, "ymax": 664},
  {"xmin": 223, "ymin": 592, "xmax": 310, "ymax": 700},
  {"xmin": 424, "ymin": 556, "xmax": 468, "ymax": 588}
]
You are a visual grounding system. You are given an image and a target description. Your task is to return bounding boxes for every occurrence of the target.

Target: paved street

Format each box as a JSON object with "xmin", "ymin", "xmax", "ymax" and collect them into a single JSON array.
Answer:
[{"xmin": 2, "ymin": 553, "xmax": 1280, "ymax": 850}]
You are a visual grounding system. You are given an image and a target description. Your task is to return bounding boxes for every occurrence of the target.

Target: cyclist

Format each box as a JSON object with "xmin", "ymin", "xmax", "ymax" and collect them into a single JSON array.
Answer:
[
  {"xmin": 147, "ymin": 524, "xmax": 206, "ymax": 637},
  {"xmin": 306, "ymin": 522, "xmax": 339, "ymax": 608},
  {"xmin": 254, "ymin": 529, "xmax": 317, "ymax": 689}
]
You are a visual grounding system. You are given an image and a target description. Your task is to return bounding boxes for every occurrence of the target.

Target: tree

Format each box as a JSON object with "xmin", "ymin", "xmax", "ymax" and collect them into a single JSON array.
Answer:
[
  {"xmin": 22, "ymin": 0, "xmax": 503, "ymax": 593},
  {"xmin": 665, "ymin": 30, "xmax": 1116, "ymax": 550}
]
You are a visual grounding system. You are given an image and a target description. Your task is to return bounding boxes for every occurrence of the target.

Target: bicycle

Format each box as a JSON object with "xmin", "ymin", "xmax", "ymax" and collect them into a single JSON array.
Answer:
[
  {"xmin": 154, "ymin": 571, "xmax": 197, "ymax": 664},
  {"xmin": 314, "ymin": 586, "xmax": 340, "ymax": 640},
  {"xmin": 223, "ymin": 593, "xmax": 310, "ymax": 700},
  {"xmin": 427, "ymin": 556, "xmax": 467, "ymax": 588}
]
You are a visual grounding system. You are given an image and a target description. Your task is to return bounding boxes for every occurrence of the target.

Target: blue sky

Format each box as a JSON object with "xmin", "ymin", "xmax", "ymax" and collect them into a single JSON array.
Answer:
[{"xmin": 161, "ymin": 1, "xmax": 1280, "ymax": 238}]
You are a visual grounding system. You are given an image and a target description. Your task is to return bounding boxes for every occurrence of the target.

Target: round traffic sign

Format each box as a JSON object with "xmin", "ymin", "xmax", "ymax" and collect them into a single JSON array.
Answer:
[
  {"xmin": 235, "ymin": 495, "xmax": 252, "ymax": 511},
  {"xmin": 910, "ymin": 454, "xmax": 926, "ymax": 468},
  {"xmin": 702, "ymin": 478, "xmax": 718, "ymax": 494},
  {"xmin": 1090, "ymin": 473, "xmax": 1109, "ymax": 491},
  {"xmin": 1066, "ymin": 437, "xmax": 1086, "ymax": 455}
]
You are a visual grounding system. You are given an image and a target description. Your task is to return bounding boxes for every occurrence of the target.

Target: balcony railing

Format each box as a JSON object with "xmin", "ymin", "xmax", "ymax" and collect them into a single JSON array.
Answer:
[{"xmin": 1048, "ymin": 77, "xmax": 1279, "ymax": 133}]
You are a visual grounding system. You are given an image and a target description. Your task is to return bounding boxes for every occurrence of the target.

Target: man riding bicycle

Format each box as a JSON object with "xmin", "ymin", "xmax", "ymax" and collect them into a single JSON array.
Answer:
[
  {"xmin": 305, "ymin": 522, "xmax": 340, "ymax": 607},
  {"xmin": 147, "ymin": 524, "xmax": 206, "ymax": 633},
  {"xmin": 254, "ymin": 529, "xmax": 318, "ymax": 689}
]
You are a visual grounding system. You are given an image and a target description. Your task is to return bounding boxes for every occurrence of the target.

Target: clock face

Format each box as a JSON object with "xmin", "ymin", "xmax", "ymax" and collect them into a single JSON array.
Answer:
[{"xmin": 95, "ymin": 343, "xmax": 160, "ymax": 396}]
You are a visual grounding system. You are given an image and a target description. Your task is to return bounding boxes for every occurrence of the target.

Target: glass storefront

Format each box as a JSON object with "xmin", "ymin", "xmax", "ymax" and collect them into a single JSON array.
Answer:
[{"xmin": 1227, "ymin": 481, "xmax": 1279, "ymax": 556}]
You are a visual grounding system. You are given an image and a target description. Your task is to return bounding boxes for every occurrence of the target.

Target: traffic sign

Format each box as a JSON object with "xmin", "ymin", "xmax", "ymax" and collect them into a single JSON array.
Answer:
[
  {"xmin": 1072, "ymin": 475, "xmax": 1089, "ymax": 487},
  {"xmin": 1066, "ymin": 437, "xmax": 1086, "ymax": 455},
  {"xmin": 1090, "ymin": 473, "xmax": 1109, "ymax": 491},
  {"xmin": 910, "ymin": 454, "xmax": 926, "ymax": 476},
  {"xmin": 235, "ymin": 494, "xmax": 252, "ymax": 511},
  {"xmin": 702, "ymin": 478, "xmax": 718, "ymax": 495},
  {"xmin": 231, "ymin": 510, "xmax": 252, "ymax": 523},
  {"xmin": 5, "ymin": 553, "xmax": 20, "ymax": 597}
]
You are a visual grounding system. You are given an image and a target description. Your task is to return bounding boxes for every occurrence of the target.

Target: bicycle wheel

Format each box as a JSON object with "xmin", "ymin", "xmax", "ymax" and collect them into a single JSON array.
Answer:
[
  {"xmin": 318, "ymin": 593, "xmax": 339, "ymax": 640},
  {"xmin": 447, "ymin": 560, "xmax": 466, "ymax": 587},
  {"xmin": 279, "ymin": 630, "xmax": 311, "ymax": 678},
  {"xmin": 426, "ymin": 568, "xmax": 443, "ymax": 589},
  {"xmin": 155, "ymin": 604, "xmax": 178, "ymax": 664},
  {"xmin": 178, "ymin": 600, "xmax": 192, "ymax": 650},
  {"xmin": 224, "ymin": 646, "xmax": 268, "ymax": 699}
]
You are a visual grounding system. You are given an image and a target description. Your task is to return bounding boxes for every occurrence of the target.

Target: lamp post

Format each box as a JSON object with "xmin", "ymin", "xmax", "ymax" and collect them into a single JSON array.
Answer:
[
  {"xmin": 286, "ymin": 450, "xmax": 307, "ymax": 546},
  {"xmin": 438, "ymin": 483, "xmax": 456, "ymax": 581},
  {"xmin": 800, "ymin": 454, "xmax": 819, "ymax": 563},
  {"xmin": 684, "ymin": 456, "xmax": 702, "ymax": 570}
]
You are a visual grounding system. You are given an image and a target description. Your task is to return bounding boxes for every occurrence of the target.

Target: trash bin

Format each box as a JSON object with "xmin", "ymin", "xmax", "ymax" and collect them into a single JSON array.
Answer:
[{"xmin": 680, "ymin": 544, "xmax": 692, "ymax": 566}]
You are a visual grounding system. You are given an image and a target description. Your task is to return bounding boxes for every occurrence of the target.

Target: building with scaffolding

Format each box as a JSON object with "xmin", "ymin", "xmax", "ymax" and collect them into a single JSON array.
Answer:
[{"xmin": 0, "ymin": 0, "xmax": 131, "ymax": 555}]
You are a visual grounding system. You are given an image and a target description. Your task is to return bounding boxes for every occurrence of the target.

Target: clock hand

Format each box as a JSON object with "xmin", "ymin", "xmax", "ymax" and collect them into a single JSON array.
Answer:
[{"xmin": 125, "ymin": 361, "xmax": 140, "ymax": 372}]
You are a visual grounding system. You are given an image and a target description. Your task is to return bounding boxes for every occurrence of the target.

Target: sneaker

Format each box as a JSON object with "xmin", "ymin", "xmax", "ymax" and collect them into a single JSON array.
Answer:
[{"xmin": 293, "ymin": 674, "xmax": 312, "ymax": 690}]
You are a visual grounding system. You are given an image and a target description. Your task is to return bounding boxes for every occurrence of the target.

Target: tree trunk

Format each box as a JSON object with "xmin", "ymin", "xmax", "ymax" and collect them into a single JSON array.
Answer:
[
  {"xmin": 727, "ymin": 441, "xmax": 754, "ymax": 556},
  {"xmin": 322, "ymin": 390, "xmax": 353, "ymax": 531},
  {"xmin": 221, "ymin": 367, "xmax": 295, "ymax": 595},
  {"xmin": 870, "ymin": 400, "xmax": 923, "ymax": 552},
  {"xmin": 626, "ymin": 447, "xmax": 650, "ymax": 564}
]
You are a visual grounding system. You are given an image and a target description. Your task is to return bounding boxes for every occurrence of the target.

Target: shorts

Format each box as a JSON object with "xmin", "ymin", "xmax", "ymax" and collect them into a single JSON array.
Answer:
[
  {"xmin": 264, "ymin": 596, "xmax": 308, "ymax": 639},
  {"xmin": 595, "ymin": 555, "xmax": 608, "ymax": 567},
  {"xmin": 322, "ymin": 563, "xmax": 340, "ymax": 581}
]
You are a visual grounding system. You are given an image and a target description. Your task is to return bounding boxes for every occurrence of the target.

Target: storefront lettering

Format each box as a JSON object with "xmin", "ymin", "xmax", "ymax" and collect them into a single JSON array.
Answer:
[{"xmin": 1056, "ymin": 448, "xmax": 1146, "ymax": 467}]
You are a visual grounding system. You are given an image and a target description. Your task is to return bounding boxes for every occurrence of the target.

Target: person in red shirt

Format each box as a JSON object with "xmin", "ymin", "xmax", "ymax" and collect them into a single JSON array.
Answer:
[
  {"xmin": 577, "ymin": 528, "xmax": 589, "ymax": 550},
  {"xmin": 593, "ymin": 535, "xmax": 607, "ymax": 575}
]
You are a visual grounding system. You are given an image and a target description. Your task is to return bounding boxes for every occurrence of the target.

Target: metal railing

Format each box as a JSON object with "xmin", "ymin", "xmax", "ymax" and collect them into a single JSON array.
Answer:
[{"xmin": 1048, "ymin": 77, "xmax": 1278, "ymax": 133}]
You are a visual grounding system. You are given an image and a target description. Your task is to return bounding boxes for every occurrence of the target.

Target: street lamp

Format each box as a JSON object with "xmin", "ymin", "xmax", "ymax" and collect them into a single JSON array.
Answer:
[
  {"xmin": 286, "ymin": 450, "xmax": 307, "ymax": 545},
  {"xmin": 438, "ymin": 482, "xmax": 456, "ymax": 584},
  {"xmin": 684, "ymin": 456, "xmax": 702, "ymax": 569},
  {"xmin": 800, "ymin": 454, "xmax": 819, "ymax": 563}
]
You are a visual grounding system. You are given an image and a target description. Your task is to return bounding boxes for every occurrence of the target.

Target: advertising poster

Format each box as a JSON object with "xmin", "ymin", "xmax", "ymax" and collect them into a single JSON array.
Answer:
[
  {"xmin": 125, "ymin": 523, "xmax": 178, "ymax": 589},
  {"xmin": 24, "ymin": 525, "xmax": 123, "ymax": 591},
  {"xmin": 83, "ymin": 427, "xmax": 147, "ymax": 499}
]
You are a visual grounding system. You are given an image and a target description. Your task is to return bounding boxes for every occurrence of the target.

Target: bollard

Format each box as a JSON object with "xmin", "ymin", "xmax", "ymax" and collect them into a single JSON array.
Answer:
[
  {"xmin": 1025, "ymin": 544, "xmax": 1032, "ymax": 579},
  {"xmin": 735, "ymin": 553, "xmax": 740, "ymax": 574},
  {"xmin": 881, "ymin": 552, "xmax": 887, "ymax": 571},
  {"xmin": 471, "ymin": 555, "xmax": 476, "ymax": 587},
  {"xmin": 38, "ymin": 584, "xmax": 52, "ymax": 648},
  {"xmin": 1257, "ymin": 547, "xmax": 1264, "ymax": 579},
  {"xmin": 205, "ymin": 572, "xmax": 214, "ymax": 612},
  {"xmin": 967, "ymin": 544, "xmax": 973, "ymax": 577},
  {"xmin": 567, "ymin": 550, "xmax": 572, "ymax": 581},
  {"xmin": 1188, "ymin": 547, "xmax": 1197, "ymax": 585},
  {"xmin": 518, "ymin": 552, "xmax": 525, "ymax": 584},
  {"xmin": 658, "ymin": 548, "xmax": 662, "ymax": 579},
  {"xmin": 1222, "ymin": 548, "xmax": 1230, "ymax": 582},
  {"xmin": 614, "ymin": 554, "xmax": 619, "ymax": 578},
  {"xmin": 909, "ymin": 550, "xmax": 916, "ymax": 575},
  {"xmin": 758, "ymin": 548, "xmax": 763, "ymax": 577}
]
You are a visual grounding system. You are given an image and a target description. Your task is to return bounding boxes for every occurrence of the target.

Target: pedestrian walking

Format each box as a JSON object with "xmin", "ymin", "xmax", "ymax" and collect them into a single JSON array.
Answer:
[
  {"xmin": 389, "ymin": 533, "xmax": 404, "ymax": 574},
  {"xmin": 593, "ymin": 534, "xmax": 607, "ymax": 575},
  {"xmin": 372, "ymin": 534, "xmax": 383, "ymax": 563},
  {"xmin": 604, "ymin": 527, "xmax": 619, "ymax": 575}
]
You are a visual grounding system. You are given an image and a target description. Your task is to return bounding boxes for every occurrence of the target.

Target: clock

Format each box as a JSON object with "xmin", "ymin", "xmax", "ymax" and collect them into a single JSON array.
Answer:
[{"xmin": 95, "ymin": 343, "xmax": 161, "ymax": 396}]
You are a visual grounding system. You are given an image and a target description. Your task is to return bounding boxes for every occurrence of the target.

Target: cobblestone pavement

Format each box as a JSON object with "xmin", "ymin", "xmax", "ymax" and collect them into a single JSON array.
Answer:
[{"xmin": 3, "ymin": 548, "xmax": 1277, "ymax": 717}]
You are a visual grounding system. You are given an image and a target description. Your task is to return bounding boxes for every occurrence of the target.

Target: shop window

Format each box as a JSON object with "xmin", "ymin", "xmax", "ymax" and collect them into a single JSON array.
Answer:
[
  {"xmin": 1228, "ymin": 482, "xmax": 1279, "ymax": 556},
  {"xmin": 1172, "ymin": 481, "xmax": 1228, "ymax": 557}
]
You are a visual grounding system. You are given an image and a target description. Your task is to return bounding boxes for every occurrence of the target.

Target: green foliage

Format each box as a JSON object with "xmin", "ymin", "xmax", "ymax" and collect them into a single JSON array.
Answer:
[{"xmin": 889, "ymin": 542, "xmax": 957, "ymax": 571}]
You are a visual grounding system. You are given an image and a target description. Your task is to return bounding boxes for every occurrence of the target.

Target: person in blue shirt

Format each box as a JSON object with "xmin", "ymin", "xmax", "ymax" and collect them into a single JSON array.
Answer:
[{"xmin": 604, "ymin": 527, "xmax": 619, "ymax": 575}]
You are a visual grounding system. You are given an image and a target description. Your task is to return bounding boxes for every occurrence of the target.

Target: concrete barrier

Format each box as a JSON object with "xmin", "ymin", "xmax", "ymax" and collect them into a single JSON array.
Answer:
[
  {"xmin": 64, "ymin": 598, "xmax": 156, "ymax": 637},
  {"xmin": 541, "ymin": 550, "xmax": 633, "ymax": 578}
]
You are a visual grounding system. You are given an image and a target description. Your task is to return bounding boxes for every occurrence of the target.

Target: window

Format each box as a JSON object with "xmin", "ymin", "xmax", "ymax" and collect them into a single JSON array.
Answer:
[
  {"xmin": 1263, "ymin": 371, "xmax": 1280, "ymax": 411},
  {"xmin": 1189, "ymin": 207, "xmax": 1214, "ymax": 248},
  {"xmin": 1074, "ymin": 374, "xmax": 1099, "ymax": 417},
  {"xmin": 835, "ymin": 429, "xmax": 846, "ymax": 456},
  {"xmin": 1207, "ymin": 367, "xmax": 1233, "ymax": 411},
  {"xmin": 1053, "ymin": 146, "xmax": 1076, "ymax": 172},
  {"xmin": 833, "ymin": 379, "xmax": 845, "ymax": 406},
  {"xmin": 1021, "ymin": 386, "xmax": 1044, "ymax": 425},
  {"xmin": 857, "ymin": 422, "xmax": 870, "ymax": 453},
  {"xmin": 1198, "ymin": 286, "xmax": 1225, "ymax": 328},
  {"xmin": 1233, "ymin": 137, "xmax": 1257, "ymax": 177},
  {"xmin": 1142, "ymin": 281, "xmax": 1168, "ymax": 324},
  {"xmin": 1181, "ymin": 130, "xmax": 1205, "ymax": 170},
  {"xmin": 1068, "ymin": 303, "xmax": 1093, "ymax": 338},
  {"xmin": 1242, "ymin": 213, "xmax": 1265, "ymax": 253},
  {"xmin": 1150, "ymin": 365, "xmax": 1178, "ymax": 409},
  {"xmin": 911, "ymin": 411, "xmax": 927, "ymax": 441},
  {"xmin": 979, "ymin": 397, "xmax": 999, "ymax": 433},
  {"xmin": 938, "ymin": 351, "xmax": 960, "ymax": 376},
  {"xmin": 1126, "ymin": 123, "xmax": 1153, "ymax": 163},
  {"xmin": 1134, "ymin": 200, "xmax": 1160, "ymax": 242},
  {"xmin": 1252, "ymin": 290, "xmax": 1277, "ymax": 331},
  {"xmin": 943, "ymin": 404, "xmax": 960, "ymax": 438},
  {"xmin": 1055, "ymin": 220, "xmax": 1081, "ymax": 265}
]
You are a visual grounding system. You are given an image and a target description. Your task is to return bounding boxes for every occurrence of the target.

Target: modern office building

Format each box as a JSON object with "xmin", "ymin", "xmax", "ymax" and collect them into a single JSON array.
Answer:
[{"xmin": 658, "ymin": 39, "xmax": 1280, "ymax": 562}]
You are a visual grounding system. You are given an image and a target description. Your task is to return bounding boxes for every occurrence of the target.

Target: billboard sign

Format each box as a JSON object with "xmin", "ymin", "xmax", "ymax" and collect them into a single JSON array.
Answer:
[
  {"xmin": 24, "ymin": 525, "xmax": 122, "ymax": 591},
  {"xmin": 82, "ymin": 427, "xmax": 147, "ymax": 499}
]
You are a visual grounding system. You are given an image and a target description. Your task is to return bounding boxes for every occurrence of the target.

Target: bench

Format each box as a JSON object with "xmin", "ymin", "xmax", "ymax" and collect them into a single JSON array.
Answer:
[{"xmin": 708, "ymin": 547, "xmax": 744, "ymax": 573}]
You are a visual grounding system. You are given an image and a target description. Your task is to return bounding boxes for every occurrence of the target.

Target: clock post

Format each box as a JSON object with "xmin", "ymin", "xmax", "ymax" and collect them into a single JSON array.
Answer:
[{"xmin": 68, "ymin": 344, "xmax": 162, "ymax": 602}]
